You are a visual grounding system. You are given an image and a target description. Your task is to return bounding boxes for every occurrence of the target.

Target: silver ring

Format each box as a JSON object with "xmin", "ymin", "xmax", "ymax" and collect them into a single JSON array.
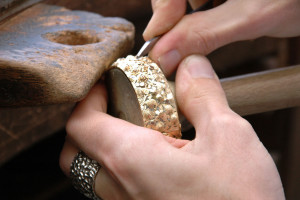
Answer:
[{"xmin": 70, "ymin": 151, "xmax": 102, "ymax": 200}]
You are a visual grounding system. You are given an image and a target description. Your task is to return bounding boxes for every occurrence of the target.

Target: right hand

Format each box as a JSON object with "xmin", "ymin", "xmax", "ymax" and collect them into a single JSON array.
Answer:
[{"xmin": 143, "ymin": 0, "xmax": 300, "ymax": 76}]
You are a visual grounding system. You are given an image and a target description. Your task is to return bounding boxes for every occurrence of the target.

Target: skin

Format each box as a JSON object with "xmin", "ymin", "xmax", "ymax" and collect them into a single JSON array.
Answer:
[
  {"xmin": 58, "ymin": 0, "xmax": 300, "ymax": 198},
  {"xmin": 144, "ymin": 0, "xmax": 300, "ymax": 76},
  {"xmin": 60, "ymin": 55, "xmax": 285, "ymax": 200}
]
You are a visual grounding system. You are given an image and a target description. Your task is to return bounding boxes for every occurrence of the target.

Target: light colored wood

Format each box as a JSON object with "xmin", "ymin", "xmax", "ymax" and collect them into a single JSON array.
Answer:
[
  {"xmin": 169, "ymin": 65, "xmax": 300, "ymax": 116},
  {"xmin": 222, "ymin": 65, "xmax": 300, "ymax": 115}
]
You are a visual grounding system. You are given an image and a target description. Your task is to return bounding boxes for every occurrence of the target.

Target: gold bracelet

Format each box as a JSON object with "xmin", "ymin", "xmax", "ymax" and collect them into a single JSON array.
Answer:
[{"xmin": 106, "ymin": 55, "xmax": 181, "ymax": 138}]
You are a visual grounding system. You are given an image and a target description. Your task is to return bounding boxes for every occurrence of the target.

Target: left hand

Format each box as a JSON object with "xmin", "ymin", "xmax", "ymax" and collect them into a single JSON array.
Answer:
[{"xmin": 59, "ymin": 55, "xmax": 284, "ymax": 200}]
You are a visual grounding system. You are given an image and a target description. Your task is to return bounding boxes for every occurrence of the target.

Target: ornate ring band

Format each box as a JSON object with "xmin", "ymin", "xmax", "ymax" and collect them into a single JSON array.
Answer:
[{"xmin": 70, "ymin": 151, "xmax": 102, "ymax": 200}]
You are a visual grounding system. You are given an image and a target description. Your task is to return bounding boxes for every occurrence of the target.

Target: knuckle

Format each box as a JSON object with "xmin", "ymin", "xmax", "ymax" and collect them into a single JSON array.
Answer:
[
  {"xmin": 211, "ymin": 111, "xmax": 256, "ymax": 144},
  {"xmin": 65, "ymin": 112, "xmax": 90, "ymax": 139},
  {"xmin": 152, "ymin": 0, "xmax": 186, "ymax": 15},
  {"xmin": 104, "ymin": 131, "xmax": 162, "ymax": 174},
  {"xmin": 183, "ymin": 80, "xmax": 222, "ymax": 108},
  {"xmin": 103, "ymin": 139, "xmax": 137, "ymax": 174},
  {"xmin": 65, "ymin": 115, "xmax": 79, "ymax": 137},
  {"xmin": 152, "ymin": 0, "xmax": 169, "ymax": 10},
  {"xmin": 191, "ymin": 25, "xmax": 219, "ymax": 55},
  {"xmin": 212, "ymin": 111, "xmax": 251, "ymax": 129},
  {"xmin": 58, "ymin": 152, "xmax": 67, "ymax": 174},
  {"xmin": 235, "ymin": 117, "xmax": 253, "ymax": 131},
  {"xmin": 210, "ymin": 112, "xmax": 235, "ymax": 126}
]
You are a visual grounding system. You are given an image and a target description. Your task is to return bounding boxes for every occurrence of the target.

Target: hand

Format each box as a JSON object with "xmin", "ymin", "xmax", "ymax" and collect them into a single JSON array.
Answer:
[
  {"xmin": 59, "ymin": 55, "xmax": 284, "ymax": 199},
  {"xmin": 143, "ymin": 0, "xmax": 300, "ymax": 76}
]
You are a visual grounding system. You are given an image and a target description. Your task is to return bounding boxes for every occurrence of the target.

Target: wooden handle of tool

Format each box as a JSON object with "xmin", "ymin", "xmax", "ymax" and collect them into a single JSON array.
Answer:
[{"xmin": 169, "ymin": 65, "xmax": 300, "ymax": 116}]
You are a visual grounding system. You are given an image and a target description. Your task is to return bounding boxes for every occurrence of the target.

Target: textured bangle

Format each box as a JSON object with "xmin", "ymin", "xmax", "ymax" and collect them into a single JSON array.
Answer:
[{"xmin": 106, "ymin": 55, "xmax": 181, "ymax": 138}]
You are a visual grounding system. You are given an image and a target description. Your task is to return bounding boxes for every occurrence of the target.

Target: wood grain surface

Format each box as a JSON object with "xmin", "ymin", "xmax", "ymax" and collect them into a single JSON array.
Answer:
[
  {"xmin": 222, "ymin": 65, "xmax": 300, "ymax": 116},
  {"xmin": 168, "ymin": 65, "xmax": 300, "ymax": 116},
  {"xmin": 0, "ymin": 103, "xmax": 74, "ymax": 165},
  {"xmin": 0, "ymin": 3, "xmax": 135, "ymax": 106},
  {"xmin": 44, "ymin": 0, "xmax": 152, "ymax": 20},
  {"xmin": 0, "ymin": 0, "xmax": 42, "ymax": 22}
]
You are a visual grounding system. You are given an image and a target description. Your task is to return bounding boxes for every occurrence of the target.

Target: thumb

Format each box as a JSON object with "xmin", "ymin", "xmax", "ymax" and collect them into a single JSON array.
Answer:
[
  {"xmin": 175, "ymin": 55, "xmax": 229, "ymax": 128},
  {"xmin": 149, "ymin": 0, "xmax": 257, "ymax": 76}
]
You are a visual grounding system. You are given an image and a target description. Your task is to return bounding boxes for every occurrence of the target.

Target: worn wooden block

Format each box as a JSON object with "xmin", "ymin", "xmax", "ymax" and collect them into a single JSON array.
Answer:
[
  {"xmin": 44, "ymin": 0, "xmax": 152, "ymax": 20},
  {"xmin": 0, "ymin": 0, "xmax": 42, "ymax": 22},
  {"xmin": 0, "ymin": 104, "xmax": 74, "ymax": 165},
  {"xmin": 0, "ymin": 3, "xmax": 135, "ymax": 106}
]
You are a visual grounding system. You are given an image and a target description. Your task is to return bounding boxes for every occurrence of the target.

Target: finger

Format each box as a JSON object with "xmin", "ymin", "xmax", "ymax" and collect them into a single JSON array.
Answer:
[
  {"xmin": 175, "ymin": 55, "xmax": 229, "ymax": 129},
  {"xmin": 65, "ymin": 80, "xmax": 113, "ymax": 160},
  {"xmin": 64, "ymin": 116, "xmax": 182, "ymax": 199},
  {"xmin": 67, "ymin": 80, "xmax": 188, "ymax": 162},
  {"xmin": 59, "ymin": 140, "xmax": 130, "ymax": 200},
  {"xmin": 149, "ymin": 0, "xmax": 256, "ymax": 76},
  {"xmin": 59, "ymin": 139, "xmax": 78, "ymax": 176},
  {"xmin": 162, "ymin": 134, "xmax": 189, "ymax": 148},
  {"xmin": 72, "ymin": 81, "xmax": 108, "ymax": 115},
  {"xmin": 143, "ymin": 0, "xmax": 186, "ymax": 41},
  {"xmin": 95, "ymin": 168, "xmax": 130, "ymax": 200}
]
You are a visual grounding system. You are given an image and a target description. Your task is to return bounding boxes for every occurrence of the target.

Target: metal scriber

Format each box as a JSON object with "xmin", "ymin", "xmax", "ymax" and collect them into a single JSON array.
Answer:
[{"xmin": 136, "ymin": 0, "xmax": 214, "ymax": 57}]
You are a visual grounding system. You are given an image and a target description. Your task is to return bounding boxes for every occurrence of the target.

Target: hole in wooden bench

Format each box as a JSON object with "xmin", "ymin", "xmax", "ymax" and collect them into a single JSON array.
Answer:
[{"xmin": 43, "ymin": 30, "xmax": 102, "ymax": 45}]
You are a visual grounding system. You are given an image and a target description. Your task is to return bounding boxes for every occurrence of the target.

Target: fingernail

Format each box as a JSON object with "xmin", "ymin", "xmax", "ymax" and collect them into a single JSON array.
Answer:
[
  {"xmin": 158, "ymin": 49, "xmax": 181, "ymax": 75},
  {"xmin": 185, "ymin": 55, "xmax": 215, "ymax": 79}
]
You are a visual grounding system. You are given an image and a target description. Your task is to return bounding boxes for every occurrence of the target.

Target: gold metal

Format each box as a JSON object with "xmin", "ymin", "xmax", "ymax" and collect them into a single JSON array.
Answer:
[{"xmin": 107, "ymin": 55, "xmax": 181, "ymax": 138}]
